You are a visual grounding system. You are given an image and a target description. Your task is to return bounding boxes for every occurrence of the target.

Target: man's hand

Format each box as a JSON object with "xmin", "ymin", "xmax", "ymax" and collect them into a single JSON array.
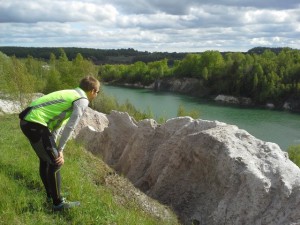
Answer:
[{"xmin": 55, "ymin": 151, "xmax": 64, "ymax": 166}]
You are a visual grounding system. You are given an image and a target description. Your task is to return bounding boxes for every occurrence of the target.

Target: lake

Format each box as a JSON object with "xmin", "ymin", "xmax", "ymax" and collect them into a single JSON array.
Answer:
[{"xmin": 102, "ymin": 85, "xmax": 300, "ymax": 151}]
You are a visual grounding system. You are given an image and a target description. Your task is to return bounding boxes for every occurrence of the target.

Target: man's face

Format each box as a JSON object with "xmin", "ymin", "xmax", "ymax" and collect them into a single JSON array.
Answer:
[
  {"xmin": 86, "ymin": 84, "xmax": 100, "ymax": 102},
  {"xmin": 90, "ymin": 85, "xmax": 100, "ymax": 101}
]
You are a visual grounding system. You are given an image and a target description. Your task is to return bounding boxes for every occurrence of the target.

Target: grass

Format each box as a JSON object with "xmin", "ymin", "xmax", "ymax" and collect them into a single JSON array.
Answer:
[
  {"xmin": 0, "ymin": 114, "xmax": 179, "ymax": 225},
  {"xmin": 288, "ymin": 145, "xmax": 300, "ymax": 167}
]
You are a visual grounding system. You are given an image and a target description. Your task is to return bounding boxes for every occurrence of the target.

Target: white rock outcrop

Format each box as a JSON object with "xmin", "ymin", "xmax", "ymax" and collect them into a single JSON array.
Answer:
[
  {"xmin": 214, "ymin": 94, "xmax": 253, "ymax": 106},
  {"xmin": 0, "ymin": 93, "xmax": 44, "ymax": 115},
  {"xmin": 215, "ymin": 94, "xmax": 240, "ymax": 104},
  {"xmin": 0, "ymin": 99, "xmax": 22, "ymax": 114},
  {"xmin": 75, "ymin": 108, "xmax": 300, "ymax": 225}
]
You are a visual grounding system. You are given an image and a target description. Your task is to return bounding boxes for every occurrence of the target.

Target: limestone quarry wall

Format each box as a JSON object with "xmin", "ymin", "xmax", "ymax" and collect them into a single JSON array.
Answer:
[{"xmin": 75, "ymin": 108, "xmax": 300, "ymax": 225}]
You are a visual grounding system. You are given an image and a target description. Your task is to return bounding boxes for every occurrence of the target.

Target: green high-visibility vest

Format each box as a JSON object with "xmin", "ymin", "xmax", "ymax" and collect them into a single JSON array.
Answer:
[{"xmin": 25, "ymin": 88, "xmax": 88, "ymax": 131}]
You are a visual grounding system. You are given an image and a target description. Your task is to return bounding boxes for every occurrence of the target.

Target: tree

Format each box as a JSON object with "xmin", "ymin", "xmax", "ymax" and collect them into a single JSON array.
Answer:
[
  {"xmin": 202, "ymin": 67, "xmax": 208, "ymax": 81},
  {"xmin": 8, "ymin": 56, "xmax": 37, "ymax": 108},
  {"xmin": 25, "ymin": 55, "xmax": 48, "ymax": 92},
  {"xmin": 288, "ymin": 64, "xmax": 300, "ymax": 94},
  {"xmin": 148, "ymin": 59, "xmax": 169, "ymax": 80},
  {"xmin": 99, "ymin": 64, "xmax": 122, "ymax": 82},
  {"xmin": 43, "ymin": 68, "xmax": 61, "ymax": 94},
  {"xmin": 56, "ymin": 48, "xmax": 72, "ymax": 89},
  {"xmin": 71, "ymin": 53, "xmax": 97, "ymax": 85},
  {"xmin": 0, "ymin": 52, "xmax": 12, "ymax": 94},
  {"xmin": 173, "ymin": 54, "xmax": 201, "ymax": 78},
  {"xmin": 200, "ymin": 51, "xmax": 225, "ymax": 78},
  {"xmin": 125, "ymin": 62, "xmax": 146, "ymax": 83}
]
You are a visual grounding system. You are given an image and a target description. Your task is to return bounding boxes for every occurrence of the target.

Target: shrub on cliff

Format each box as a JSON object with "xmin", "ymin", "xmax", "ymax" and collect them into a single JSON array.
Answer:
[{"xmin": 288, "ymin": 145, "xmax": 300, "ymax": 167}]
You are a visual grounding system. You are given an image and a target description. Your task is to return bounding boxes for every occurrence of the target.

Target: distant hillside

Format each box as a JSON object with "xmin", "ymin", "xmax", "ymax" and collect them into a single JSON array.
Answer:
[
  {"xmin": 0, "ymin": 46, "xmax": 187, "ymax": 65},
  {"xmin": 0, "ymin": 46, "xmax": 294, "ymax": 65},
  {"xmin": 247, "ymin": 46, "xmax": 294, "ymax": 54}
]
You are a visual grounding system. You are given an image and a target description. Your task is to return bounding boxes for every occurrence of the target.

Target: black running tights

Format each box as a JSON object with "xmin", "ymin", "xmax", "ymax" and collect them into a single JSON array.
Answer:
[{"xmin": 20, "ymin": 120, "xmax": 62, "ymax": 205}]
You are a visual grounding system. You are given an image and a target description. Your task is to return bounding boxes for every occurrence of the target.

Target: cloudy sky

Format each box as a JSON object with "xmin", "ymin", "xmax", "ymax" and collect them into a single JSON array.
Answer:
[{"xmin": 0, "ymin": 0, "xmax": 299, "ymax": 52}]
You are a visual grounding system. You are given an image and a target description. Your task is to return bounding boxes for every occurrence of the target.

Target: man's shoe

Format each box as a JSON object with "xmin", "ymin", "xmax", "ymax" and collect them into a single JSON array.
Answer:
[
  {"xmin": 47, "ymin": 193, "xmax": 69, "ymax": 204},
  {"xmin": 52, "ymin": 199, "xmax": 80, "ymax": 211}
]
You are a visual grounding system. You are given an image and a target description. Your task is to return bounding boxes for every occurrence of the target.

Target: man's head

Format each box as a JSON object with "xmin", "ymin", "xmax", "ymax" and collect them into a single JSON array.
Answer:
[{"xmin": 79, "ymin": 76, "xmax": 100, "ymax": 102}]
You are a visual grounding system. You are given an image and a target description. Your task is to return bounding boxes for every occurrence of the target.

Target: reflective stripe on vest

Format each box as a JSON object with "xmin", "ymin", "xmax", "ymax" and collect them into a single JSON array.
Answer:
[{"xmin": 25, "ymin": 88, "xmax": 87, "ymax": 131}]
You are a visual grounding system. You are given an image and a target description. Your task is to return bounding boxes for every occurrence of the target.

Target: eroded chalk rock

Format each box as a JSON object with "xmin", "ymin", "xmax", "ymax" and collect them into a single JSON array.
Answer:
[{"xmin": 75, "ymin": 109, "xmax": 300, "ymax": 225}]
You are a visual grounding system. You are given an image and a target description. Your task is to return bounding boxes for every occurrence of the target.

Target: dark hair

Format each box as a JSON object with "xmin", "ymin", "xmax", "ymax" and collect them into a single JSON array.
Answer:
[{"xmin": 79, "ymin": 76, "xmax": 100, "ymax": 92}]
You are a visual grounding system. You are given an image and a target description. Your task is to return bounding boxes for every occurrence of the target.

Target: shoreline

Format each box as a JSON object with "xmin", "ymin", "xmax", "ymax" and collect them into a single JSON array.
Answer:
[{"xmin": 102, "ymin": 80, "xmax": 300, "ymax": 114}]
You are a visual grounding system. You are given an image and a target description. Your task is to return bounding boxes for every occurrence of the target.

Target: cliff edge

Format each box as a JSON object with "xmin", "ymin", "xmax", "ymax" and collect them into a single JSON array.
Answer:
[
  {"xmin": 75, "ymin": 108, "xmax": 300, "ymax": 225},
  {"xmin": 2, "ymin": 95, "xmax": 299, "ymax": 225}
]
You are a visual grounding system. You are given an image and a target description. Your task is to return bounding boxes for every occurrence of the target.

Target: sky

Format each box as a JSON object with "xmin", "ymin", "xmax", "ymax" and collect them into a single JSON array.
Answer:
[{"xmin": 0, "ymin": 0, "xmax": 299, "ymax": 53}]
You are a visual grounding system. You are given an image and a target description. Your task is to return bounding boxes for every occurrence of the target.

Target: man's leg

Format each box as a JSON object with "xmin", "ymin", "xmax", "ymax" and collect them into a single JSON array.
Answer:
[
  {"xmin": 36, "ymin": 126, "xmax": 63, "ymax": 205},
  {"xmin": 47, "ymin": 163, "xmax": 62, "ymax": 205},
  {"xmin": 39, "ymin": 160, "xmax": 52, "ymax": 199},
  {"xmin": 20, "ymin": 120, "xmax": 79, "ymax": 210},
  {"xmin": 20, "ymin": 120, "xmax": 63, "ymax": 204}
]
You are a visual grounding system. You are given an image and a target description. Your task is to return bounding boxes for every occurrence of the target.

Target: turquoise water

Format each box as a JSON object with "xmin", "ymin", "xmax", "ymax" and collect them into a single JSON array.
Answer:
[{"xmin": 102, "ymin": 85, "xmax": 300, "ymax": 151}]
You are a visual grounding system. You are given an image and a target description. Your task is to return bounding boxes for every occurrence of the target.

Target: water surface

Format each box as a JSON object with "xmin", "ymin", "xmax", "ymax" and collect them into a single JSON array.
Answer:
[{"xmin": 102, "ymin": 85, "xmax": 300, "ymax": 150}]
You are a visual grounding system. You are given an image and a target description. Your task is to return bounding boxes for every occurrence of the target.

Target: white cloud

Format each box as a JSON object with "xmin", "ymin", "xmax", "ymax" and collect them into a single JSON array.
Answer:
[
  {"xmin": 0, "ymin": 0, "xmax": 118, "ymax": 23},
  {"xmin": 0, "ymin": 0, "xmax": 299, "ymax": 52},
  {"xmin": 250, "ymin": 37, "xmax": 272, "ymax": 46}
]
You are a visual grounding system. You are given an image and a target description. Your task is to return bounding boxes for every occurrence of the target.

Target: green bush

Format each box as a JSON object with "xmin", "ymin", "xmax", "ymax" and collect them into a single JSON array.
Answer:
[
  {"xmin": 177, "ymin": 104, "xmax": 200, "ymax": 119},
  {"xmin": 288, "ymin": 145, "xmax": 300, "ymax": 167},
  {"xmin": 92, "ymin": 90, "xmax": 119, "ymax": 115},
  {"xmin": 92, "ymin": 91, "xmax": 153, "ymax": 121}
]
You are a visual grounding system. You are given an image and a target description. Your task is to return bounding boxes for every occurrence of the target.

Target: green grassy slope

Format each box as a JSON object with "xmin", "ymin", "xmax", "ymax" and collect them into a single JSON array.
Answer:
[{"xmin": 0, "ymin": 114, "xmax": 179, "ymax": 225}]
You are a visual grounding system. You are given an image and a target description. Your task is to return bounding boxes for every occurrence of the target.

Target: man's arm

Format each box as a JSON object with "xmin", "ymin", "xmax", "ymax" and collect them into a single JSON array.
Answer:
[
  {"xmin": 52, "ymin": 126, "xmax": 62, "ymax": 143},
  {"xmin": 57, "ymin": 98, "xmax": 89, "ymax": 151}
]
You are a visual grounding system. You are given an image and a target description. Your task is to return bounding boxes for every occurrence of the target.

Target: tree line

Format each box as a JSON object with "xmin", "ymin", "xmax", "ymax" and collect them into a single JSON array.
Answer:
[
  {"xmin": 100, "ymin": 48, "xmax": 300, "ymax": 106},
  {"xmin": 0, "ymin": 46, "xmax": 186, "ymax": 65},
  {"xmin": 0, "ymin": 47, "xmax": 299, "ymax": 108},
  {"xmin": 0, "ymin": 49, "xmax": 97, "ymax": 107},
  {"xmin": 0, "ymin": 46, "xmax": 288, "ymax": 65}
]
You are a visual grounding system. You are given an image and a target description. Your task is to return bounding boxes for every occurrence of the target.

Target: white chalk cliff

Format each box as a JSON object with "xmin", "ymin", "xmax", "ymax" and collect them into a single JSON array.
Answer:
[{"xmin": 75, "ymin": 108, "xmax": 300, "ymax": 225}]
